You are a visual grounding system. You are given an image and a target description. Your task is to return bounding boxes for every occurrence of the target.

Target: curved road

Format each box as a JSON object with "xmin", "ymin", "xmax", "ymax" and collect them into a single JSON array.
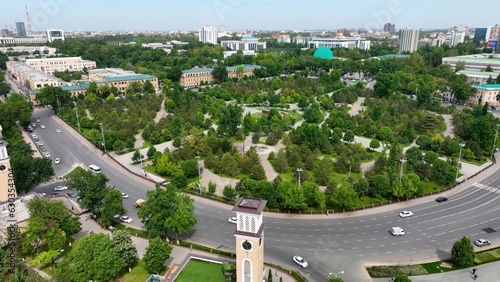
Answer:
[{"xmin": 31, "ymin": 108, "xmax": 500, "ymax": 282}]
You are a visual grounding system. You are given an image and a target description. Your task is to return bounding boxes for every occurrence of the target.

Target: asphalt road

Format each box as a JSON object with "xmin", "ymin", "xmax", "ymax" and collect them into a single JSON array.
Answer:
[{"xmin": 31, "ymin": 108, "xmax": 500, "ymax": 282}]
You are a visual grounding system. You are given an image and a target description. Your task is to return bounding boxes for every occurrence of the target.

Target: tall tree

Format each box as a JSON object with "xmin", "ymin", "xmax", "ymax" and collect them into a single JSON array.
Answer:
[
  {"xmin": 65, "ymin": 169, "xmax": 111, "ymax": 214},
  {"xmin": 55, "ymin": 233, "xmax": 126, "ymax": 282},
  {"xmin": 212, "ymin": 65, "xmax": 228, "ymax": 84},
  {"xmin": 0, "ymin": 93, "xmax": 33, "ymax": 129},
  {"xmin": 143, "ymin": 237, "xmax": 173, "ymax": 274},
  {"xmin": 217, "ymin": 104, "xmax": 243, "ymax": 137},
  {"xmin": 112, "ymin": 230, "xmax": 137, "ymax": 267},
  {"xmin": 99, "ymin": 189, "xmax": 125, "ymax": 226},
  {"xmin": 451, "ymin": 236, "xmax": 475, "ymax": 267},
  {"xmin": 164, "ymin": 194, "xmax": 198, "ymax": 244},
  {"xmin": 138, "ymin": 185, "xmax": 177, "ymax": 238}
]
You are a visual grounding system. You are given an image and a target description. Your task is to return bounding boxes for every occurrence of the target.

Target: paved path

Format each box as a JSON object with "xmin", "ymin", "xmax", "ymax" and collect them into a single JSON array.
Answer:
[
  {"xmin": 442, "ymin": 114, "xmax": 455, "ymax": 138},
  {"xmin": 349, "ymin": 96, "xmax": 366, "ymax": 116}
]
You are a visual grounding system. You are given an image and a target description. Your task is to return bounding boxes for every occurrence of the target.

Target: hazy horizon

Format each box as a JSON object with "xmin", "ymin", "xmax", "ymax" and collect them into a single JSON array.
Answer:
[{"xmin": 1, "ymin": 0, "xmax": 498, "ymax": 33}]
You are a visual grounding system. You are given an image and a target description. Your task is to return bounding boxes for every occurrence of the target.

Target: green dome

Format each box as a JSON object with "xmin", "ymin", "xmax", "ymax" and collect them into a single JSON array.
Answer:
[{"xmin": 313, "ymin": 47, "xmax": 334, "ymax": 60}]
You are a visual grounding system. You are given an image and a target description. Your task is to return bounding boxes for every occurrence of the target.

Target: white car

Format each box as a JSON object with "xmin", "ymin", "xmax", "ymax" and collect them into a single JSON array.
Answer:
[
  {"xmin": 38, "ymin": 142, "xmax": 43, "ymax": 146},
  {"xmin": 54, "ymin": 185, "xmax": 67, "ymax": 191},
  {"xmin": 56, "ymin": 129, "xmax": 61, "ymax": 133},
  {"xmin": 292, "ymin": 255, "xmax": 308, "ymax": 268},
  {"xmin": 41, "ymin": 125, "xmax": 46, "ymax": 129},
  {"xmin": 36, "ymin": 119, "xmax": 40, "ymax": 123},
  {"xmin": 55, "ymin": 158, "xmax": 60, "ymax": 164},
  {"xmin": 120, "ymin": 216, "xmax": 133, "ymax": 223},
  {"xmin": 399, "ymin": 211, "xmax": 414, "ymax": 218},
  {"xmin": 228, "ymin": 217, "xmax": 237, "ymax": 224},
  {"xmin": 121, "ymin": 193, "xmax": 129, "ymax": 199},
  {"xmin": 45, "ymin": 152, "xmax": 51, "ymax": 157}
]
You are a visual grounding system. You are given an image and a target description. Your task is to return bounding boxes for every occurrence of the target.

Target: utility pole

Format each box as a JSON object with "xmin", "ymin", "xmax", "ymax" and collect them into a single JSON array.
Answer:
[
  {"xmin": 455, "ymin": 144, "xmax": 465, "ymax": 181},
  {"xmin": 195, "ymin": 156, "xmax": 201, "ymax": 194},
  {"xmin": 99, "ymin": 123, "xmax": 106, "ymax": 154},
  {"xmin": 491, "ymin": 124, "xmax": 500, "ymax": 158},
  {"xmin": 296, "ymin": 168, "xmax": 303, "ymax": 188},
  {"xmin": 399, "ymin": 159, "xmax": 406, "ymax": 182}
]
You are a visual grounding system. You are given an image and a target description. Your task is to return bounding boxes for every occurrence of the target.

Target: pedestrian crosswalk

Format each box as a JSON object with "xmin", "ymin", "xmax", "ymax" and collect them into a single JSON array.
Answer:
[{"xmin": 473, "ymin": 182, "xmax": 500, "ymax": 194}]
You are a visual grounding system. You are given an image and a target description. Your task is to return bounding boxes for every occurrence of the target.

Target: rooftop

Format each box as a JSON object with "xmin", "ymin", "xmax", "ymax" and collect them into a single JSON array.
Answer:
[
  {"xmin": 7, "ymin": 61, "xmax": 59, "ymax": 82},
  {"xmin": 182, "ymin": 64, "xmax": 261, "ymax": 74},
  {"xmin": 105, "ymin": 74, "xmax": 156, "ymax": 82},
  {"xmin": 26, "ymin": 56, "xmax": 83, "ymax": 62},
  {"xmin": 443, "ymin": 54, "xmax": 500, "ymax": 64},
  {"xmin": 476, "ymin": 84, "xmax": 500, "ymax": 90},
  {"xmin": 232, "ymin": 197, "xmax": 267, "ymax": 215},
  {"xmin": 457, "ymin": 70, "xmax": 500, "ymax": 76}
]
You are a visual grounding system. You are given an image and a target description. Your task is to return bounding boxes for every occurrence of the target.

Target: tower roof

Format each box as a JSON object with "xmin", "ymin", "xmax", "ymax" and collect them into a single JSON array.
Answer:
[
  {"xmin": 232, "ymin": 197, "xmax": 267, "ymax": 214},
  {"xmin": 313, "ymin": 47, "xmax": 334, "ymax": 60}
]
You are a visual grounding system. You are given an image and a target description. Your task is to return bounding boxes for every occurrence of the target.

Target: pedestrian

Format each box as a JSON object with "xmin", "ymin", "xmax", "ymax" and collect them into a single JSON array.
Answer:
[
  {"xmin": 472, "ymin": 268, "xmax": 476, "ymax": 275},
  {"xmin": 473, "ymin": 274, "xmax": 477, "ymax": 280}
]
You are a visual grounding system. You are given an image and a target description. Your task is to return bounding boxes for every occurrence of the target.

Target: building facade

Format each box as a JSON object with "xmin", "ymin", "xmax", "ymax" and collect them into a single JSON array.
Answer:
[
  {"xmin": 0, "ymin": 127, "xmax": 16, "ymax": 203},
  {"xmin": 486, "ymin": 25, "xmax": 500, "ymax": 40},
  {"xmin": 199, "ymin": 26, "xmax": 218, "ymax": 45},
  {"xmin": 442, "ymin": 54, "xmax": 500, "ymax": 72},
  {"xmin": 46, "ymin": 29, "xmax": 64, "ymax": 42},
  {"xmin": 0, "ymin": 46, "xmax": 56, "ymax": 55},
  {"xmin": 307, "ymin": 37, "xmax": 371, "ymax": 50},
  {"xmin": 450, "ymin": 31, "xmax": 465, "ymax": 46},
  {"xmin": 456, "ymin": 70, "xmax": 500, "ymax": 85},
  {"xmin": 25, "ymin": 57, "xmax": 96, "ymax": 75},
  {"xmin": 272, "ymin": 33, "xmax": 291, "ymax": 43},
  {"xmin": 384, "ymin": 23, "xmax": 395, "ymax": 33},
  {"xmin": 15, "ymin": 22, "xmax": 27, "ymax": 37},
  {"xmin": 0, "ymin": 37, "xmax": 47, "ymax": 45},
  {"xmin": 232, "ymin": 197, "xmax": 267, "ymax": 282},
  {"xmin": 474, "ymin": 28, "xmax": 488, "ymax": 40},
  {"xmin": 105, "ymin": 74, "xmax": 159, "ymax": 92},
  {"xmin": 468, "ymin": 84, "xmax": 500, "ymax": 106},
  {"xmin": 220, "ymin": 36, "xmax": 266, "ymax": 51},
  {"xmin": 398, "ymin": 28, "xmax": 419, "ymax": 53},
  {"xmin": 6, "ymin": 61, "xmax": 63, "ymax": 90},
  {"xmin": 179, "ymin": 65, "xmax": 260, "ymax": 88}
]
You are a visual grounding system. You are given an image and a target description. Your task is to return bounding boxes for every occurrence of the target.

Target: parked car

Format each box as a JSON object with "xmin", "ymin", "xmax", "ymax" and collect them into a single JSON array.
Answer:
[
  {"xmin": 474, "ymin": 239, "xmax": 491, "ymax": 247},
  {"xmin": 436, "ymin": 196, "xmax": 448, "ymax": 203},
  {"xmin": 54, "ymin": 185, "xmax": 67, "ymax": 191},
  {"xmin": 45, "ymin": 152, "xmax": 50, "ymax": 157},
  {"xmin": 228, "ymin": 217, "xmax": 237, "ymax": 224},
  {"xmin": 399, "ymin": 211, "xmax": 414, "ymax": 218},
  {"xmin": 40, "ymin": 125, "xmax": 46, "ymax": 129},
  {"xmin": 121, "ymin": 193, "xmax": 129, "ymax": 199},
  {"xmin": 292, "ymin": 255, "xmax": 308, "ymax": 268},
  {"xmin": 120, "ymin": 216, "xmax": 133, "ymax": 223},
  {"xmin": 56, "ymin": 129, "xmax": 61, "ymax": 133},
  {"xmin": 55, "ymin": 158, "xmax": 60, "ymax": 164}
]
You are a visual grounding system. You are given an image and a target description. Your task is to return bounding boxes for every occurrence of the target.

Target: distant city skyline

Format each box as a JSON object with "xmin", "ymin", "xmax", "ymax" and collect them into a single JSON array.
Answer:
[{"xmin": 1, "ymin": 0, "xmax": 499, "ymax": 32}]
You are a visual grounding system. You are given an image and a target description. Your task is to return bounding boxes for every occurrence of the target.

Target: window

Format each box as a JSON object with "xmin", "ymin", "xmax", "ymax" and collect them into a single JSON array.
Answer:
[
  {"xmin": 245, "ymin": 216, "xmax": 250, "ymax": 231},
  {"xmin": 251, "ymin": 217, "xmax": 256, "ymax": 232},
  {"xmin": 243, "ymin": 260, "xmax": 251, "ymax": 282},
  {"xmin": 239, "ymin": 215, "xmax": 244, "ymax": 230}
]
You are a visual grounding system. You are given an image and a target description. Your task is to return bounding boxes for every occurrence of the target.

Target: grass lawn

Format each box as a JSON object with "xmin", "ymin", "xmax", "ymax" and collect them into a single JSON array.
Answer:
[
  {"xmin": 175, "ymin": 259, "xmax": 233, "ymax": 282},
  {"xmin": 119, "ymin": 259, "xmax": 167, "ymax": 282}
]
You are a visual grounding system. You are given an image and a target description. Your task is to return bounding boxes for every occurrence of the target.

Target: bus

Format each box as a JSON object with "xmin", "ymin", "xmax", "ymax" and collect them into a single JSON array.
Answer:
[{"xmin": 88, "ymin": 164, "xmax": 101, "ymax": 174}]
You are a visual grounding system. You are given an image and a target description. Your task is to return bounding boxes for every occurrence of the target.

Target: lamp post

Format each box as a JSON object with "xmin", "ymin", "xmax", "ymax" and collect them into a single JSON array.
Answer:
[
  {"xmin": 296, "ymin": 168, "xmax": 303, "ymax": 188},
  {"xmin": 195, "ymin": 156, "xmax": 201, "ymax": 194},
  {"xmin": 491, "ymin": 124, "xmax": 500, "ymax": 158},
  {"xmin": 348, "ymin": 160, "xmax": 352, "ymax": 177},
  {"xmin": 99, "ymin": 123, "xmax": 106, "ymax": 154},
  {"xmin": 327, "ymin": 271, "xmax": 344, "ymax": 278},
  {"xmin": 74, "ymin": 97, "xmax": 81, "ymax": 132},
  {"xmin": 455, "ymin": 143, "xmax": 465, "ymax": 181},
  {"xmin": 399, "ymin": 159, "xmax": 406, "ymax": 182}
]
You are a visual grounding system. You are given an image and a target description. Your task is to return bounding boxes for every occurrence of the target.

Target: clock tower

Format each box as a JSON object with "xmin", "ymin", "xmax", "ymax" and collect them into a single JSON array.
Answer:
[
  {"xmin": 0, "ymin": 126, "xmax": 16, "ymax": 202},
  {"xmin": 232, "ymin": 197, "xmax": 267, "ymax": 282}
]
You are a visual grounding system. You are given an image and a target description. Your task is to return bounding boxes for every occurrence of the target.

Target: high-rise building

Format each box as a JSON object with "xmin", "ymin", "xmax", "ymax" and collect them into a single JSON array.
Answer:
[
  {"xmin": 398, "ymin": 28, "xmax": 419, "ymax": 53},
  {"xmin": 474, "ymin": 28, "xmax": 488, "ymax": 40},
  {"xmin": 486, "ymin": 25, "xmax": 500, "ymax": 40},
  {"xmin": 15, "ymin": 22, "xmax": 27, "ymax": 37},
  {"xmin": 384, "ymin": 23, "xmax": 395, "ymax": 33},
  {"xmin": 198, "ymin": 26, "xmax": 218, "ymax": 45},
  {"xmin": 450, "ymin": 31, "xmax": 465, "ymax": 46}
]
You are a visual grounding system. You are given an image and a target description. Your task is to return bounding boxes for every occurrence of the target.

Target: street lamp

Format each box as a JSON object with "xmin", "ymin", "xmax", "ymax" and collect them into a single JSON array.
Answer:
[
  {"xmin": 195, "ymin": 156, "xmax": 201, "ymax": 194},
  {"xmin": 296, "ymin": 168, "xmax": 303, "ymax": 188},
  {"xmin": 327, "ymin": 271, "xmax": 344, "ymax": 278},
  {"xmin": 455, "ymin": 143, "xmax": 465, "ymax": 181},
  {"xmin": 399, "ymin": 159, "xmax": 406, "ymax": 182},
  {"xmin": 491, "ymin": 124, "xmax": 500, "ymax": 158},
  {"xmin": 99, "ymin": 123, "xmax": 106, "ymax": 155},
  {"xmin": 73, "ymin": 97, "xmax": 81, "ymax": 132}
]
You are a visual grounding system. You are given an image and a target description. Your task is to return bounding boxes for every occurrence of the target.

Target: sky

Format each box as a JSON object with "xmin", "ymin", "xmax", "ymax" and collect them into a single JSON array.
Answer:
[{"xmin": 1, "ymin": 0, "xmax": 499, "ymax": 32}]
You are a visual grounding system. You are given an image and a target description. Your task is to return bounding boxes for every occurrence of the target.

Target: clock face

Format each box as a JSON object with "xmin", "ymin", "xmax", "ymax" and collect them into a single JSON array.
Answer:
[
  {"xmin": 242, "ymin": 241, "xmax": 252, "ymax": 250},
  {"xmin": 0, "ymin": 164, "xmax": 6, "ymax": 172}
]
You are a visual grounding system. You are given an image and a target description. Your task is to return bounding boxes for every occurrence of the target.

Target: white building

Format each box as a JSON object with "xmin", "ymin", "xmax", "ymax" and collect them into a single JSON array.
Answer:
[
  {"xmin": 398, "ymin": 28, "xmax": 419, "ymax": 53},
  {"xmin": 450, "ymin": 31, "xmax": 465, "ymax": 46},
  {"xmin": 25, "ymin": 57, "xmax": 96, "ymax": 75},
  {"xmin": 199, "ymin": 26, "xmax": 218, "ymax": 45},
  {"xmin": 0, "ymin": 46, "xmax": 56, "ymax": 55},
  {"xmin": 442, "ymin": 54, "xmax": 500, "ymax": 72},
  {"xmin": 220, "ymin": 36, "xmax": 266, "ymax": 51},
  {"xmin": 223, "ymin": 50, "xmax": 256, "ymax": 58},
  {"xmin": 0, "ymin": 37, "xmax": 47, "ymax": 45},
  {"xmin": 307, "ymin": 37, "xmax": 371, "ymax": 50},
  {"xmin": 46, "ymin": 29, "xmax": 65, "ymax": 42}
]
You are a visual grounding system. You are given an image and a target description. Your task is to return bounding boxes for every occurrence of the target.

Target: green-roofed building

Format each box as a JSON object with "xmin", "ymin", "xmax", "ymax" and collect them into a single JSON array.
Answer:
[
  {"xmin": 470, "ymin": 84, "xmax": 500, "ymax": 107},
  {"xmin": 456, "ymin": 70, "xmax": 500, "ymax": 85},
  {"xmin": 313, "ymin": 47, "xmax": 334, "ymax": 60},
  {"xmin": 180, "ymin": 65, "xmax": 261, "ymax": 88},
  {"xmin": 442, "ymin": 54, "xmax": 500, "ymax": 72}
]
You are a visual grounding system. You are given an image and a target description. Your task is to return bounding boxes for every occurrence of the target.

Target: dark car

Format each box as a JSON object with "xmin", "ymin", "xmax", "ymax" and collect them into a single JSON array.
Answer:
[{"xmin": 436, "ymin": 196, "xmax": 448, "ymax": 202}]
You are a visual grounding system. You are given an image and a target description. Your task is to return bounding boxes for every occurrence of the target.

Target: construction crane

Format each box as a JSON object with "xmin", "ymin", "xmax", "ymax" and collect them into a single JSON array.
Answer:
[{"xmin": 25, "ymin": 5, "xmax": 32, "ymax": 34}]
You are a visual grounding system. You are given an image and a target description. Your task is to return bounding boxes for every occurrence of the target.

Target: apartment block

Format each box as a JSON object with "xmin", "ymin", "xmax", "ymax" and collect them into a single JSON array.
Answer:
[
  {"xmin": 180, "ymin": 65, "xmax": 260, "ymax": 88},
  {"xmin": 25, "ymin": 57, "xmax": 96, "ymax": 75}
]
